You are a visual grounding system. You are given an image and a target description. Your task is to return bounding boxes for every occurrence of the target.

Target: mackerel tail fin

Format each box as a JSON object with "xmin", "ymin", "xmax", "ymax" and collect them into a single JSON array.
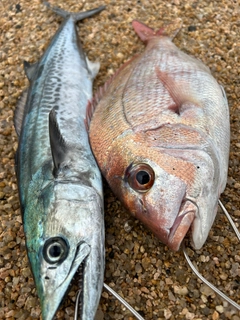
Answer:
[{"xmin": 43, "ymin": 1, "xmax": 106, "ymax": 22}]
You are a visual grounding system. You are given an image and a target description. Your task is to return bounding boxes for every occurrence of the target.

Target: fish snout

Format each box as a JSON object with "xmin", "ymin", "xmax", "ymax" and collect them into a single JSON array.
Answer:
[
  {"xmin": 40, "ymin": 233, "xmax": 104, "ymax": 320},
  {"xmin": 40, "ymin": 241, "xmax": 91, "ymax": 320},
  {"xmin": 168, "ymin": 200, "xmax": 197, "ymax": 251},
  {"xmin": 135, "ymin": 199, "xmax": 196, "ymax": 251},
  {"xmin": 132, "ymin": 173, "xmax": 196, "ymax": 251},
  {"xmin": 78, "ymin": 245, "xmax": 105, "ymax": 320}
]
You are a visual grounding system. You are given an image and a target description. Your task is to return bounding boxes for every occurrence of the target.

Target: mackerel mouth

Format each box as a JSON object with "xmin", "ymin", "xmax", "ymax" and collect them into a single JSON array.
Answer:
[
  {"xmin": 56, "ymin": 260, "xmax": 85, "ymax": 315},
  {"xmin": 41, "ymin": 242, "xmax": 90, "ymax": 320},
  {"xmin": 71, "ymin": 261, "xmax": 85, "ymax": 315},
  {"xmin": 168, "ymin": 200, "xmax": 197, "ymax": 251}
]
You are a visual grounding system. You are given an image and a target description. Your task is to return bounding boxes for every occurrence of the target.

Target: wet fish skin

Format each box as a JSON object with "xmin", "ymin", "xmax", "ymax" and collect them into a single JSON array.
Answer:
[
  {"xmin": 89, "ymin": 19, "xmax": 230, "ymax": 251},
  {"xmin": 14, "ymin": 3, "xmax": 105, "ymax": 320}
]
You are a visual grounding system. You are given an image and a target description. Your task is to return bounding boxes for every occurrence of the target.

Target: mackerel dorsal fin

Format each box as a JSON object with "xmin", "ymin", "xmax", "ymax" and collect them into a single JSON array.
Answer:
[
  {"xmin": 49, "ymin": 108, "xmax": 67, "ymax": 175},
  {"xmin": 14, "ymin": 88, "xmax": 29, "ymax": 137},
  {"xmin": 24, "ymin": 61, "xmax": 38, "ymax": 81}
]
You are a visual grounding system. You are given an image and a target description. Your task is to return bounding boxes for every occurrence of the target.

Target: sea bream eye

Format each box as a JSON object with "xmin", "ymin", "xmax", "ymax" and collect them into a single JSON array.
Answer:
[
  {"xmin": 43, "ymin": 237, "xmax": 69, "ymax": 264},
  {"xmin": 126, "ymin": 163, "xmax": 155, "ymax": 192}
]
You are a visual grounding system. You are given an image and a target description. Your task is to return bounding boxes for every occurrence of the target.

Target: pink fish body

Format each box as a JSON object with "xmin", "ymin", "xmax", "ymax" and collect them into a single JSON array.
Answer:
[{"xmin": 89, "ymin": 20, "xmax": 230, "ymax": 251}]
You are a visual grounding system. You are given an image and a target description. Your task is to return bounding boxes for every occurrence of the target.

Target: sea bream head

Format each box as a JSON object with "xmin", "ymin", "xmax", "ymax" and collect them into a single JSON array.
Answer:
[
  {"xmin": 14, "ymin": 2, "xmax": 105, "ymax": 320},
  {"xmin": 89, "ymin": 19, "xmax": 230, "ymax": 251}
]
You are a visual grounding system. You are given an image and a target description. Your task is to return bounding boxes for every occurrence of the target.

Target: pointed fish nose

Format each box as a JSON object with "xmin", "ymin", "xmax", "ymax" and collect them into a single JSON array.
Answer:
[
  {"xmin": 40, "ymin": 243, "xmax": 91, "ymax": 320},
  {"xmin": 40, "ymin": 239, "xmax": 104, "ymax": 320},
  {"xmin": 79, "ymin": 246, "xmax": 105, "ymax": 320}
]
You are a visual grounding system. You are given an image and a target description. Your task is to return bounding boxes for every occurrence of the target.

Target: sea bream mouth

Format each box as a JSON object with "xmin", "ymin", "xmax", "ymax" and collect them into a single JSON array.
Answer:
[{"xmin": 167, "ymin": 199, "xmax": 198, "ymax": 251}]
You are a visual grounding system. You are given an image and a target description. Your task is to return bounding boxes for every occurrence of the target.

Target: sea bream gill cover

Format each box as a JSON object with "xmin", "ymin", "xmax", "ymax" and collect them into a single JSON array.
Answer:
[
  {"xmin": 89, "ymin": 19, "xmax": 230, "ymax": 252},
  {"xmin": 14, "ymin": 3, "xmax": 105, "ymax": 320}
]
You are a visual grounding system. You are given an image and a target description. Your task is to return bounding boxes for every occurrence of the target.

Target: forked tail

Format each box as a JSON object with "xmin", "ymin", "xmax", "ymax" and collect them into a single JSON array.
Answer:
[
  {"xmin": 132, "ymin": 18, "xmax": 182, "ymax": 42},
  {"xmin": 43, "ymin": 1, "xmax": 106, "ymax": 22}
]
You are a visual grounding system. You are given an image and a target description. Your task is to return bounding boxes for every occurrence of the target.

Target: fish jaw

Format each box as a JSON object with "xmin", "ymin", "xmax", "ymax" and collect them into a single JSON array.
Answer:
[
  {"xmin": 168, "ymin": 200, "xmax": 197, "ymax": 250},
  {"xmin": 24, "ymin": 182, "xmax": 104, "ymax": 320},
  {"xmin": 128, "ymin": 169, "xmax": 196, "ymax": 251},
  {"xmin": 190, "ymin": 197, "xmax": 219, "ymax": 250},
  {"xmin": 40, "ymin": 242, "xmax": 91, "ymax": 320},
  {"xmin": 40, "ymin": 242, "xmax": 105, "ymax": 320}
]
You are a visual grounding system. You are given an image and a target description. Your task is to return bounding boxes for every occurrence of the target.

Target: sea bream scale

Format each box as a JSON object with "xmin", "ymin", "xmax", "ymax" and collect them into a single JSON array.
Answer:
[
  {"xmin": 14, "ymin": 2, "xmax": 105, "ymax": 320},
  {"xmin": 89, "ymin": 19, "xmax": 230, "ymax": 251}
]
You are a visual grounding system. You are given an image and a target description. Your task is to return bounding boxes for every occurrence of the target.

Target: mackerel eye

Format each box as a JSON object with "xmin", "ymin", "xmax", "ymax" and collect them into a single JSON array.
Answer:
[
  {"xmin": 126, "ymin": 163, "xmax": 155, "ymax": 192},
  {"xmin": 43, "ymin": 237, "xmax": 69, "ymax": 264}
]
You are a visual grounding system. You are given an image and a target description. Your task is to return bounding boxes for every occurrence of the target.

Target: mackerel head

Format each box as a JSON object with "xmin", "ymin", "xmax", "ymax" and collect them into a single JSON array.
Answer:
[{"xmin": 14, "ymin": 3, "xmax": 105, "ymax": 320}]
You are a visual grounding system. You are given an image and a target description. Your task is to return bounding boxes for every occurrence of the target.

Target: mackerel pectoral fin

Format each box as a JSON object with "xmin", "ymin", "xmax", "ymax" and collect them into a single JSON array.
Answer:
[
  {"xmin": 49, "ymin": 108, "xmax": 67, "ymax": 176},
  {"xmin": 24, "ymin": 61, "xmax": 39, "ymax": 81},
  {"xmin": 43, "ymin": 1, "xmax": 106, "ymax": 22},
  {"xmin": 86, "ymin": 57, "xmax": 100, "ymax": 79},
  {"xmin": 14, "ymin": 88, "xmax": 29, "ymax": 137}
]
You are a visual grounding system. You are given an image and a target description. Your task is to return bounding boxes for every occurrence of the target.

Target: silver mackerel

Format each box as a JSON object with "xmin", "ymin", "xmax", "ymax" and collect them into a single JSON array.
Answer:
[{"xmin": 14, "ymin": 3, "xmax": 105, "ymax": 320}]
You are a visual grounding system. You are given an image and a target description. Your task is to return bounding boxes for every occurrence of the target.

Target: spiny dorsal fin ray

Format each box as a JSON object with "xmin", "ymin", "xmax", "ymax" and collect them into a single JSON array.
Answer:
[
  {"xmin": 14, "ymin": 88, "xmax": 29, "ymax": 137},
  {"xmin": 49, "ymin": 108, "xmax": 67, "ymax": 176},
  {"xmin": 86, "ymin": 54, "xmax": 139, "ymax": 128},
  {"xmin": 43, "ymin": 1, "xmax": 106, "ymax": 23}
]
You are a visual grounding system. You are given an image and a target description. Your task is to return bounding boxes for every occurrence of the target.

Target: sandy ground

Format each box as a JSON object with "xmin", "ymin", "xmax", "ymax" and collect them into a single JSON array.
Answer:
[{"xmin": 0, "ymin": 0, "xmax": 240, "ymax": 319}]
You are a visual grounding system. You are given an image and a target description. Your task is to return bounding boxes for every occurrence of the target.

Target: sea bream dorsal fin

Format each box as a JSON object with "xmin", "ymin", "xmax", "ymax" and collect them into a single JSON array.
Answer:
[
  {"xmin": 49, "ymin": 108, "xmax": 67, "ymax": 176},
  {"xmin": 85, "ymin": 53, "xmax": 140, "ymax": 129},
  {"xmin": 43, "ymin": 1, "xmax": 106, "ymax": 22},
  {"xmin": 14, "ymin": 88, "xmax": 29, "ymax": 137}
]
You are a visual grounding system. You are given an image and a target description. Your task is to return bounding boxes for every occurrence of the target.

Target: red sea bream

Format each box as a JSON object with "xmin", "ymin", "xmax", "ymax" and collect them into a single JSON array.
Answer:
[{"xmin": 89, "ymin": 19, "xmax": 230, "ymax": 251}]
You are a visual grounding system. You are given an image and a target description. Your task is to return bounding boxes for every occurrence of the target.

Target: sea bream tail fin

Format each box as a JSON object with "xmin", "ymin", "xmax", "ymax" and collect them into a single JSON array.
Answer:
[
  {"xmin": 43, "ymin": 1, "xmax": 106, "ymax": 23},
  {"xmin": 132, "ymin": 18, "xmax": 182, "ymax": 42},
  {"xmin": 49, "ymin": 108, "xmax": 67, "ymax": 176}
]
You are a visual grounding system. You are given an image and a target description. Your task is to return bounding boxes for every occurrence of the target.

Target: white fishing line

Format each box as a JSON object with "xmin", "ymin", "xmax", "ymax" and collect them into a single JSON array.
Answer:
[
  {"xmin": 183, "ymin": 200, "xmax": 240, "ymax": 312},
  {"xmin": 218, "ymin": 200, "xmax": 240, "ymax": 241},
  {"xmin": 74, "ymin": 283, "xmax": 145, "ymax": 320},
  {"xmin": 103, "ymin": 283, "xmax": 145, "ymax": 320}
]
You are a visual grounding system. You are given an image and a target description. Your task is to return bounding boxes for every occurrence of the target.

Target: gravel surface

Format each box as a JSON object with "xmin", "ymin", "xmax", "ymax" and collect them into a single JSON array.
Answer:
[{"xmin": 0, "ymin": 0, "xmax": 240, "ymax": 319}]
